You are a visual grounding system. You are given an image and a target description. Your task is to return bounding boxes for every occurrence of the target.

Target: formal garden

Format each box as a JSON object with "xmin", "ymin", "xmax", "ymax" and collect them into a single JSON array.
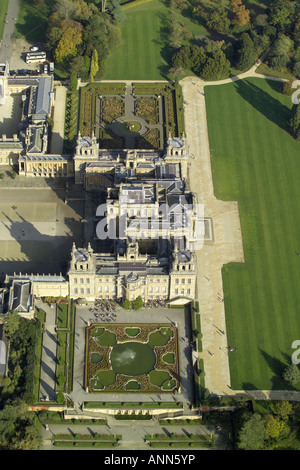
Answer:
[
  {"xmin": 76, "ymin": 81, "xmax": 185, "ymax": 150},
  {"xmin": 85, "ymin": 323, "xmax": 179, "ymax": 393}
]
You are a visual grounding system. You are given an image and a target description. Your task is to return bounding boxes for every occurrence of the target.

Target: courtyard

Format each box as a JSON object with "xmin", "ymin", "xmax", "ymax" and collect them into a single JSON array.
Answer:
[
  {"xmin": 0, "ymin": 183, "xmax": 84, "ymax": 282},
  {"xmin": 86, "ymin": 323, "xmax": 179, "ymax": 393},
  {"xmin": 68, "ymin": 303, "xmax": 195, "ymax": 405}
]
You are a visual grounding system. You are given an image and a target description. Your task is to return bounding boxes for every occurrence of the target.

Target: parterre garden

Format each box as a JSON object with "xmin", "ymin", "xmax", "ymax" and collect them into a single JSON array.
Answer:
[
  {"xmin": 78, "ymin": 82, "xmax": 184, "ymax": 150},
  {"xmin": 85, "ymin": 323, "xmax": 179, "ymax": 393}
]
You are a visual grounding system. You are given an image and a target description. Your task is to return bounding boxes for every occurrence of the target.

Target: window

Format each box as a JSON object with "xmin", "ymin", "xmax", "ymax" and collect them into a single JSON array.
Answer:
[
  {"xmin": 74, "ymin": 278, "xmax": 77, "ymax": 284},
  {"xmin": 182, "ymin": 279, "xmax": 185, "ymax": 284},
  {"xmin": 80, "ymin": 278, "xmax": 84, "ymax": 284},
  {"xmin": 188, "ymin": 278, "xmax": 191, "ymax": 284},
  {"xmin": 74, "ymin": 288, "xmax": 78, "ymax": 294},
  {"xmin": 86, "ymin": 288, "xmax": 90, "ymax": 294},
  {"xmin": 80, "ymin": 288, "xmax": 84, "ymax": 294},
  {"xmin": 175, "ymin": 288, "xmax": 178, "ymax": 295},
  {"xmin": 187, "ymin": 289, "xmax": 191, "ymax": 295},
  {"xmin": 98, "ymin": 286, "xmax": 102, "ymax": 292},
  {"xmin": 181, "ymin": 289, "xmax": 184, "ymax": 295},
  {"xmin": 175, "ymin": 279, "xmax": 179, "ymax": 284},
  {"xmin": 86, "ymin": 278, "xmax": 90, "ymax": 284}
]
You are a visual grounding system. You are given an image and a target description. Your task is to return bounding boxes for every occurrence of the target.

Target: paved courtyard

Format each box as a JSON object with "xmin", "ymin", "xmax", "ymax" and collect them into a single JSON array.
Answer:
[
  {"xmin": 0, "ymin": 186, "xmax": 84, "ymax": 281},
  {"xmin": 0, "ymin": 91, "xmax": 22, "ymax": 136}
]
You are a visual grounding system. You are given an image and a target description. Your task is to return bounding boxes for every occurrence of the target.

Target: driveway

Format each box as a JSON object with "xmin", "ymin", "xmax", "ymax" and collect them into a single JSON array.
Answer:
[
  {"xmin": 51, "ymin": 85, "xmax": 67, "ymax": 155},
  {"xmin": 0, "ymin": 0, "xmax": 19, "ymax": 64}
]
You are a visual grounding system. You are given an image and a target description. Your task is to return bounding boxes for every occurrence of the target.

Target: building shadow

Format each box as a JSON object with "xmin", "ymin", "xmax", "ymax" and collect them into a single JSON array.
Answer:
[{"xmin": 0, "ymin": 212, "xmax": 77, "ymax": 281}]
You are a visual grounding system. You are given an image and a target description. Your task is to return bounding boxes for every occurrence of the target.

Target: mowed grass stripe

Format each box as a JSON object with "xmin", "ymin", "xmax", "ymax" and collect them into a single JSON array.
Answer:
[
  {"xmin": 205, "ymin": 78, "xmax": 300, "ymax": 390},
  {"xmin": 103, "ymin": 1, "xmax": 168, "ymax": 80}
]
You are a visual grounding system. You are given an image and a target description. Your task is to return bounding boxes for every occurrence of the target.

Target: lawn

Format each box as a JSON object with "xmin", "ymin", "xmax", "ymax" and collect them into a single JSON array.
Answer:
[
  {"xmin": 102, "ymin": 0, "xmax": 206, "ymax": 80},
  {"xmin": 205, "ymin": 77, "xmax": 300, "ymax": 390},
  {"xmin": 15, "ymin": 0, "xmax": 56, "ymax": 42}
]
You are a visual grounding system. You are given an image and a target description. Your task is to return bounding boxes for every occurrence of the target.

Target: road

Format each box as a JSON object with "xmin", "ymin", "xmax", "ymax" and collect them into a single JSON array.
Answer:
[{"xmin": 0, "ymin": 0, "xmax": 20, "ymax": 65}]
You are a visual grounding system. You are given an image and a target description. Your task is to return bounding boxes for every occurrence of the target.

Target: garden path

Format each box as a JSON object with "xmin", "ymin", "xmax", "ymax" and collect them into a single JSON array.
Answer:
[{"xmin": 37, "ymin": 300, "xmax": 58, "ymax": 402}]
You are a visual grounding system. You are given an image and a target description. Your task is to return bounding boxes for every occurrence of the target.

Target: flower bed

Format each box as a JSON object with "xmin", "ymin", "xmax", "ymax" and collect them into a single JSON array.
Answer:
[
  {"xmin": 101, "ymin": 97, "xmax": 124, "ymax": 124},
  {"xmin": 135, "ymin": 97, "xmax": 159, "ymax": 124},
  {"xmin": 136, "ymin": 128, "xmax": 160, "ymax": 149}
]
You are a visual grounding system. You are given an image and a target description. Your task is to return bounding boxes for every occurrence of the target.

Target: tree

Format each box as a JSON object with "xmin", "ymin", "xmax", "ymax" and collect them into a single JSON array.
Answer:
[
  {"xmin": 206, "ymin": 6, "xmax": 231, "ymax": 34},
  {"xmin": 56, "ymin": 392, "xmax": 65, "ymax": 404},
  {"xmin": 54, "ymin": 0, "xmax": 77, "ymax": 20},
  {"xmin": 201, "ymin": 50, "xmax": 231, "ymax": 80},
  {"xmin": 236, "ymin": 33, "xmax": 256, "ymax": 71},
  {"xmin": 269, "ymin": 0, "xmax": 295, "ymax": 30},
  {"xmin": 70, "ymin": 70, "xmax": 78, "ymax": 91},
  {"xmin": 54, "ymin": 22, "xmax": 83, "ymax": 65},
  {"xmin": 107, "ymin": 0, "xmax": 125, "ymax": 23},
  {"xmin": 90, "ymin": 48, "xmax": 99, "ymax": 82},
  {"xmin": 273, "ymin": 34, "xmax": 294, "ymax": 57},
  {"xmin": 238, "ymin": 413, "xmax": 266, "ymax": 450},
  {"xmin": 282, "ymin": 363, "xmax": 300, "ymax": 384},
  {"xmin": 73, "ymin": 0, "xmax": 93, "ymax": 21},
  {"xmin": 293, "ymin": 62, "xmax": 300, "ymax": 78},
  {"xmin": 265, "ymin": 415, "xmax": 285, "ymax": 440},
  {"xmin": 0, "ymin": 399, "xmax": 42, "ymax": 450},
  {"xmin": 229, "ymin": 0, "xmax": 250, "ymax": 26},
  {"xmin": 122, "ymin": 299, "xmax": 131, "ymax": 310},
  {"xmin": 3, "ymin": 311, "xmax": 21, "ymax": 338},
  {"xmin": 289, "ymin": 105, "xmax": 300, "ymax": 140},
  {"xmin": 171, "ymin": 45, "xmax": 207, "ymax": 75},
  {"xmin": 274, "ymin": 400, "xmax": 294, "ymax": 421},
  {"xmin": 133, "ymin": 296, "xmax": 144, "ymax": 311},
  {"xmin": 283, "ymin": 79, "xmax": 295, "ymax": 96},
  {"xmin": 270, "ymin": 53, "xmax": 290, "ymax": 70},
  {"xmin": 83, "ymin": 14, "xmax": 121, "ymax": 67}
]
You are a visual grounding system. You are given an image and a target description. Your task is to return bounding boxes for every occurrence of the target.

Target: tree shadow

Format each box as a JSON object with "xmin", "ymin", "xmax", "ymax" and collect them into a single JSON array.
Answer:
[
  {"xmin": 233, "ymin": 79, "xmax": 292, "ymax": 134},
  {"xmin": 259, "ymin": 348, "xmax": 296, "ymax": 391}
]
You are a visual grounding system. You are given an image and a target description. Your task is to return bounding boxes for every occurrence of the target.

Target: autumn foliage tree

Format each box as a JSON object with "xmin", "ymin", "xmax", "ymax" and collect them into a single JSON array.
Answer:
[
  {"xmin": 229, "ymin": 0, "xmax": 250, "ymax": 26},
  {"xmin": 46, "ymin": 0, "xmax": 121, "ymax": 78},
  {"xmin": 54, "ymin": 21, "xmax": 83, "ymax": 65}
]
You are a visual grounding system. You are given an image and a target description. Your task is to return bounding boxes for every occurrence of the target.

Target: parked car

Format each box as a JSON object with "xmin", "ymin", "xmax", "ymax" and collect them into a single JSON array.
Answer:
[{"xmin": 30, "ymin": 46, "xmax": 39, "ymax": 52}]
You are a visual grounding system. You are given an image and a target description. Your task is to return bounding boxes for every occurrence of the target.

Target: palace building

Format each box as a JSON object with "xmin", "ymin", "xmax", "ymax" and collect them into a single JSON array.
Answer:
[{"xmin": 0, "ymin": 78, "xmax": 203, "ymax": 314}]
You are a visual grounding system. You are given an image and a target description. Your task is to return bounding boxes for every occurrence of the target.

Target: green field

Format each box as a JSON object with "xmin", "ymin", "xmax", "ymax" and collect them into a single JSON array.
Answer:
[
  {"xmin": 205, "ymin": 78, "xmax": 300, "ymax": 390},
  {"xmin": 15, "ymin": 0, "xmax": 56, "ymax": 42},
  {"xmin": 102, "ymin": 0, "xmax": 206, "ymax": 80}
]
